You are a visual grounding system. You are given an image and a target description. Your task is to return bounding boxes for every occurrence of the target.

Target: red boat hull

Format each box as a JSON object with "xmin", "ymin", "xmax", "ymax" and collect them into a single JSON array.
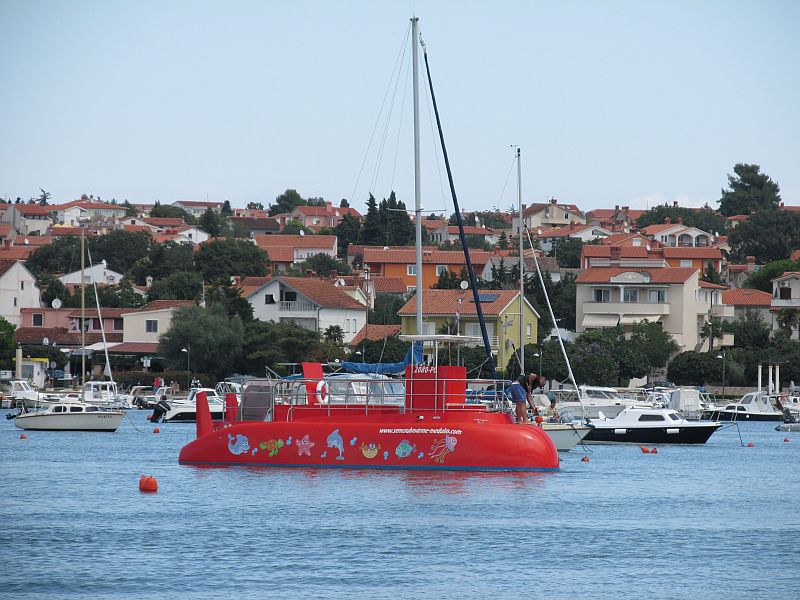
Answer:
[{"xmin": 179, "ymin": 413, "xmax": 558, "ymax": 471}]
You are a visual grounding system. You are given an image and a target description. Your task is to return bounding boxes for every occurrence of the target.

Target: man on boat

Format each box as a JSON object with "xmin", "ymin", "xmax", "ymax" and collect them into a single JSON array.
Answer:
[{"xmin": 509, "ymin": 374, "xmax": 547, "ymax": 424}]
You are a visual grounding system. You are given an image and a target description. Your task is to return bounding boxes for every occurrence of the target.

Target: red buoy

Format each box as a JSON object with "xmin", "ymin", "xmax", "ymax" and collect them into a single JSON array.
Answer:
[
  {"xmin": 139, "ymin": 475, "xmax": 158, "ymax": 493},
  {"xmin": 580, "ymin": 456, "xmax": 590, "ymax": 462},
  {"xmin": 651, "ymin": 448, "xmax": 658, "ymax": 454},
  {"xmin": 640, "ymin": 446, "xmax": 650, "ymax": 454},
  {"xmin": 747, "ymin": 442, "xmax": 755, "ymax": 448},
  {"xmin": 534, "ymin": 415, "xmax": 544, "ymax": 425},
  {"xmin": 153, "ymin": 427, "xmax": 160, "ymax": 434},
  {"xmin": 146, "ymin": 415, "xmax": 152, "ymax": 421},
  {"xmin": 19, "ymin": 433, "xmax": 28, "ymax": 440},
  {"xmin": 784, "ymin": 438, "xmax": 790, "ymax": 443}
]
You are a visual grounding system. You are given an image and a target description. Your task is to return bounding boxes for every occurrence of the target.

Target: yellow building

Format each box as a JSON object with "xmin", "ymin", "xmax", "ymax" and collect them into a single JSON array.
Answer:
[{"xmin": 398, "ymin": 289, "xmax": 539, "ymax": 373}]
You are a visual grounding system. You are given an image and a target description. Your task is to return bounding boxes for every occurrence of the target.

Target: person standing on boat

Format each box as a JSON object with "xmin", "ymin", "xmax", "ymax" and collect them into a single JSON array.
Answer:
[{"xmin": 509, "ymin": 376, "xmax": 531, "ymax": 423}]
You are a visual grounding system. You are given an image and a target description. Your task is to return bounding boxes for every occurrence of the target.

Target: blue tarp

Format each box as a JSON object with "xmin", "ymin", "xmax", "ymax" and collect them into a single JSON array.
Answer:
[{"xmin": 341, "ymin": 342, "xmax": 423, "ymax": 375}]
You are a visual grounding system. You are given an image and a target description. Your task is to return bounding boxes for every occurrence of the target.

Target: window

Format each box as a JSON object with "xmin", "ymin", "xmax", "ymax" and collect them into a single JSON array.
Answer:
[
  {"xmin": 33, "ymin": 313, "xmax": 43, "ymax": 327},
  {"xmin": 779, "ymin": 287, "xmax": 792, "ymax": 300},
  {"xmin": 593, "ymin": 288, "xmax": 610, "ymax": 303},
  {"xmin": 145, "ymin": 319, "xmax": 158, "ymax": 333},
  {"xmin": 638, "ymin": 414, "xmax": 665, "ymax": 422},
  {"xmin": 13, "ymin": 297, "xmax": 16, "ymax": 307},
  {"xmin": 407, "ymin": 264, "xmax": 416, "ymax": 276},
  {"xmin": 632, "ymin": 239, "xmax": 641, "ymax": 247},
  {"xmin": 680, "ymin": 259, "xmax": 692, "ymax": 267},
  {"xmin": 526, "ymin": 324, "xmax": 532, "ymax": 337},
  {"xmin": 92, "ymin": 318, "xmax": 101, "ymax": 330},
  {"xmin": 113, "ymin": 318, "xmax": 123, "ymax": 330},
  {"xmin": 281, "ymin": 291, "xmax": 297, "ymax": 302},
  {"xmin": 407, "ymin": 286, "xmax": 416, "ymax": 293},
  {"xmin": 649, "ymin": 290, "xmax": 666, "ymax": 303},
  {"xmin": 623, "ymin": 288, "xmax": 638, "ymax": 303},
  {"xmin": 436, "ymin": 265, "xmax": 448, "ymax": 276},
  {"xmin": 265, "ymin": 294, "xmax": 275, "ymax": 304},
  {"xmin": 20, "ymin": 281, "xmax": 24, "ymax": 290}
]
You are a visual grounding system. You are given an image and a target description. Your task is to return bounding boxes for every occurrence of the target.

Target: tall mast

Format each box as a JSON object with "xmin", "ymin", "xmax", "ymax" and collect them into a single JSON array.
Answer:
[
  {"xmin": 517, "ymin": 147, "xmax": 524, "ymax": 375},
  {"xmin": 80, "ymin": 222, "xmax": 85, "ymax": 398},
  {"xmin": 412, "ymin": 16, "xmax": 423, "ymax": 334}
]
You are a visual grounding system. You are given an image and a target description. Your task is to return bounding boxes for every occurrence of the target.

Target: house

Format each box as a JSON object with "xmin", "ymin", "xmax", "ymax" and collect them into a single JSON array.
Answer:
[
  {"xmin": 372, "ymin": 276, "xmax": 411, "ymax": 296},
  {"xmin": 398, "ymin": 289, "xmax": 539, "ymax": 370},
  {"xmin": 770, "ymin": 272, "xmax": 800, "ymax": 340},
  {"xmin": 52, "ymin": 200, "xmax": 127, "ymax": 225},
  {"xmin": 575, "ymin": 267, "xmax": 733, "ymax": 352},
  {"xmin": 245, "ymin": 276, "xmax": 368, "ymax": 343},
  {"xmin": 253, "ymin": 234, "xmax": 338, "ymax": 273},
  {"xmin": 141, "ymin": 217, "xmax": 187, "ymax": 229},
  {"xmin": 58, "ymin": 260, "xmax": 124, "ymax": 293},
  {"xmin": 511, "ymin": 198, "xmax": 586, "ymax": 232},
  {"xmin": 349, "ymin": 324, "xmax": 402, "ymax": 347},
  {"xmin": 228, "ymin": 216, "xmax": 280, "ymax": 237},
  {"xmin": 287, "ymin": 202, "xmax": 361, "ymax": 231},
  {"xmin": 535, "ymin": 223, "xmax": 612, "ymax": 252},
  {"xmin": 722, "ymin": 256, "xmax": 759, "ymax": 288},
  {"xmin": 586, "ymin": 206, "xmax": 645, "ymax": 232},
  {"xmin": 599, "ymin": 232, "xmax": 658, "ymax": 248},
  {"xmin": 171, "ymin": 200, "xmax": 224, "ymax": 218},
  {"xmin": 362, "ymin": 247, "xmax": 491, "ymax": 292},
  {"xmin": 1, "ymin": 204, "xmax": 52, "ymax": 236},
  {"xmin": 0, "ymin": 260, "xmax": 41, "ymax": 326},
  {"xmin": 429, "ymin": 225, "xmax": 499, "ymax": 246},
  {"xmin": 721, "ymin": 288, "xmax": 772, "ymax": 323},
  {"xmin": 639, "ymin": 218, "xmax": 714, "ymax": 247},
  {"xmin": 580, "ymin": 245, "xmax": 722, "ymax": 273},
  {"xmin": 120, "ymin": 300, "xmax": 195, "ymax": 345}
]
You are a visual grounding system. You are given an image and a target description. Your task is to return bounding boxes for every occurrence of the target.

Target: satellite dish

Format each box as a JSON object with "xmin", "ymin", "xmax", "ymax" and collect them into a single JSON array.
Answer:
[
  {"xmin": 52, "ymin": 298, "xmax": 62, "ymax": 309},
  {"xmin": 646, "ymin": 245, "xmax": 651, "ymax": 251},
  {"xmin": 299, "ymin": 230, "xmax": 305, "ymax": 236},
  {"xmin": 24, "ymin": 238, "xmax": 29, "ymax": 245},
  {"xmin": 42, "ymin": 337, "xmax": 49, "ymax": 345},
  {"xmin": 459, "ymin": 280, "xmax": 469, "ymax": 290}
]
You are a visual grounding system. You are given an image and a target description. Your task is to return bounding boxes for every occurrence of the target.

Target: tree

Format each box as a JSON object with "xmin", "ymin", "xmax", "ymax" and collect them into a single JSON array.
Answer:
[
  {"xmin": 728, "ymin": 209, "xmax": 800, "ymax": 263},
  {"xmin": 221, "ymin": 200, "xmax": 233, "ymax": 215},
  {"xmin": 743, "ymin": 259, "xmax": 800, "ymax": 292},
  {"xmin": 269, "ymin": 189, "xmax": 304, "ymax": 216},
  {"xmin": 25, "ymin": 236, "xmax": 82, "ymax": 276},
  {"xmin": 369, "ymin": 294, "xmax": 405, "ymax": 325},
  {"xmin": 194, "ymin": 238, "xmax": 270, "ymax": 283},
  {"xmin": 340, "ymin": 199, "xmax": 350, "ymax": 208},
  {"xmin": 128, "ymin": 241, "xmax": 196, "ymax": 285},
  {"xmin": 199, "ymin": 207, "xmax": 225, "ymax": 238},
  {"xmin": 636, "ymin": 205, "xmax": 727, "ymax": 234},
  {"xmin": 576, "ymin": 326, "xmax": 648, "ymax": 385},
  {"xmin": 354, "ymin": 336, "xmax": 408, "ymax": 363},
  {"xmin": 146, "ymin": 271, "xmax": 203, "ymax": 301},
  {"xmin": 283, "ymin": 220, "xmax": 314, "ymax": 235},
  {"xmin": 150, "ymin": 201, "xmax": 195, "ymax": 224},
  {"xmin": 334, "ymin": 213, "xmax": 361, "ymax": 257},
  {"xmin": 719, "ymin": 163, "xmax": 781, "ymax": 217},
  {"xmin": 775, "ymin": 308, "xmax": 799, "ymax": 336},
  {"xmin": 550, "ymin": 273, "xmax": 577, "ymax": 331},
  {"xmin": 240, "ymin": 320, "xmax": 322, "ymax": 376},
  {"xmin": 122, "ymin": 199, "xmax": 137, "ymax": 216},
  {"xmin": 89, "ymin": 229, "xmax": 153, "ymax": 274},
  {"xmin": 37, "ymin": 188, "xmax": 51, "ymax": 206},
  {"xmin": 0, "ymin": 317, "xmax": 16, "ymax": 369},
  {"xmin": 37, "ymin": 273, "xmax": 70, "ymax": 308},
  {"xmin": 727, "ymin": 309, "xmax": 771, "ymax": 349},
  {"xmin": 360, "ymin": 194, "xmax": 383, "ymax": 245},
  {"xmin": 497, "ymin": 231, "xmax": 509, "ymax": 250},
  {"xmin": 205, "ymin": 281, "xmax": 254, "ymax": 321},
  {"xmin": 629, "ymin": 319, "xmax": 681, "ymax": 375},
  {"xmin": 293, "ymin": 253, "xmax": 351, "ymax": 277},
  {"xmin": 667, "ymin": 351, "xmax": 722, "ymax": 386},
  {"xmin": 323, "ymin": 325, "xmax": 344, "ymax": 344},
  {"xmin": 246, "ymin": 201, "xmax": 264, "ymax": 210},
  {"xmin": 433, "ymin": 266, "xmax": 470, "ymax": 290},
  {"xmin": 570, "ymin": 342, "xmax": 619, "ymax": 386},
  {"xmin": 160, "ymin": 304, "xmax": 244, "ymax": 381},
  {"xmin": 701, "ymin": 265, "xmax": 724, "ymax": 285},
  {"xmin": 552, "ymin": 237, "xmax": 582, "ymax": 268}
]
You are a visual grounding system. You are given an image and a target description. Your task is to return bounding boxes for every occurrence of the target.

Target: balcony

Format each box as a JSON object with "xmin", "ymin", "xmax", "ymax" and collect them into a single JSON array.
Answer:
[
  {"xmin": 278, "ymin": 301, "xmax": 316, "ymax": 312},
  {"xmin": 584, "ymin": 302, "xmax": 671, "ymax": 316},
  {"xmin": 711, "ymin": 304, "xmax": 734, "ymax": 318}
]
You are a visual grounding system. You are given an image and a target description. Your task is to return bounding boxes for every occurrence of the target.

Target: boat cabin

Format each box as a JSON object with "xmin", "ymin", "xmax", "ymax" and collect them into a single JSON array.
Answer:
[{"xmin": 722, "ymin": 392, "xmax": 775, "ymax": 414}]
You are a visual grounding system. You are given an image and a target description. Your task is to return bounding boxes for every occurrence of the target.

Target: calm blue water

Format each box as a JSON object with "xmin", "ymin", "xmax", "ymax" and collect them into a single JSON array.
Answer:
[{"xmin": 1, "ymin": 409, "xmax": 797, "ymax": 599}]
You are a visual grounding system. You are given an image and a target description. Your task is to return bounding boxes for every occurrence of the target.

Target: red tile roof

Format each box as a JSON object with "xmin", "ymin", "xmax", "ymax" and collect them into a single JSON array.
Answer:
[
  {"xmin": 134, "ymin": 300, "xmax": 195, "ymax": 312},
  {"xmin": 727, "ymin": 214, "xmax": 749, "ymax": 222},
  {"xmin": 14, "ymin": 326, "xmax": 123, "ymax": 345},
  {"xmin": 362, "ymin": 247, "xmax": 491, "ymax": 265},
  {"xmin": 294, "ymin": 205, "xmax": 361, "ymax": 218},
  {"xmin": 722, "ymin": 288, "xmax": 772, "ymax": 307},
  {"xmin": 50, "ymin": 226, "xmax": 85, "ymax": 237},
  {"xmin": 66, "ymin": 308, "xmax": 130, "ymax": 318},
  {"xmin": 143, "ymin": 217, "xmax": 185, "ymax": 227},
  {"xmin": 662, "ymin": 247, "xmax": 722, "ymax": 259},
  {"xmin": 14, "ymin": 204, "xmax": 52, "ymax": 216},
  {"xmin": 523, "ymin": 201, "xmax": 582, "ymax": 217},
  {"xmin": 699, "ymin": 280, "xmax": 727, "ymax": 289},
  {"xmin": 0, "ymin": 246, "xmax": 35, "ymax": 260},
  {"xmin": 771, "ymin": 271, "xmax": 800, "ymax": 282},
  {"xmin": 436, "ymin": 225, "xmax": 495, "ymax": 236},
  {"xmin": 575, "ymin": 267, "xmax": 699, "ymax": 284},
  {"xmin": 398, "ymin": 289, "xmax": 524, "ymax": 317},
  {"xmin": 0, "ymin": 223, "xmax": 12, "ymax": 237},
  {"xmin": 640, "ymin": 223, "xmax": 683, "ymax": 235},
  {"xmin": 538, "ymin": 223, "xmax": 598, "ymax": 238},
  {"xmin": 600, "ymin": 232, "xmax": 659, "ymax": 247},
  {"xmin": 0, "ymin": 259, "xmax": 21, "ymax": 277},
  {"xmin": 350, "ymin": 324, "xmax": 402, "ymax": 345},
  {"xmin": 373, "ymin": 276, "xmax": 408, "ymax": 294},
  {"xmin": 276, "ymin": 277, "xmax": 366, "ymax": 309},
  {"xmin": 123, "ymin": 224, "xmax": 153, "ymax": 233},
  {"xmin": 582, "ymin": 245, "xmax": 652, "ymax": 258}
]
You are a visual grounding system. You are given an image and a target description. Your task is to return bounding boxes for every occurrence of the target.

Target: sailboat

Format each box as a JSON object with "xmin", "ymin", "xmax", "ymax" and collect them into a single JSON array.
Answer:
[
  {"xmin": 178, "ymin": 17, "xmax": 558, "ymax": 471},
  {"xmin": 15, "ymin": 221, "xmax": 124, "ymax": 431}
]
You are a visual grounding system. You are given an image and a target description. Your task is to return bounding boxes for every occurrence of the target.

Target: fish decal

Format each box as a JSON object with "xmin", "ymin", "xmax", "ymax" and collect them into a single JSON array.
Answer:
[
  {"xmin": 296, "ymin": 434, "xmax": 315, "ymax": 457},
  {"xmin": 395, "ymin": 439, "xmax": 416, "ymax": 459},
  {"xmin": 327, "ymin": 429, "xmax": 345, "ymax": 460},
  {"xmin": 227, "ymin": 433, "xmax": 250, "ymax": 456}
]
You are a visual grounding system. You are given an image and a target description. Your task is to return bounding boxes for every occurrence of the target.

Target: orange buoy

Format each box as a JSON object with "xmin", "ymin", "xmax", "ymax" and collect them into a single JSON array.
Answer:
[
  {"xmin": 640, "ymin": 446, "xmax": 650, "ymax": 453},
  {"xmin": 153, "ymin": 427, "xmax": 160, "ymax": 434},
  {"xmin": 146, "ymin": 415, "xmax": 152, "ymax": 421},
  {"xmin": 651, "ymin": 448, "xmax": 658, "ymax": 454},
  {"xmin": 139, "ymin": 475, "xmax": 158, "ymax": 493},
  {"xmin": 747, "ymin": 442, "xmax": 755, "ymax": 448},
  {"xmin": 580, "ymin": 456, "xmax": 590, "ymax": 462},
  {"xmin": 784, "ymin": 438, "xmax": 790, "ymax": 443},
  {"xmin": 19, "ymin": 433, "xmax": 28, "ymax": 440},
  {"xmin": 534, "ymin": 415, "xmax": 544, "ymax": 425}
]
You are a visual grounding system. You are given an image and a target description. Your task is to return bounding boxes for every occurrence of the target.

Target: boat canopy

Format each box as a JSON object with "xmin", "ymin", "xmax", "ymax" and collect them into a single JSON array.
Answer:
[{"xmin": 341, "ymin": 341, "xmax": 424, "ymax": 375}]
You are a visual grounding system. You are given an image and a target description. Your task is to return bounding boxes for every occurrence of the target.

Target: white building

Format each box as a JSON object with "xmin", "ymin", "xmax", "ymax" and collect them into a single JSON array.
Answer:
[
  {"xmin": 246, "ymin": 276, "xmax": 368, "ymax": 343},
  {"xmin": 770, "ymin": 271, "xmax": 800, "ymax": 340},
  {"xmin": 0, "ymin": 259, "xmax": 41, "ymax": 326},
  {"xmin": 0, "ymin": 204, "xmax": 52, "ymax": 236},
  {"xmin": 58, "ymin": 260, "xmax": 124, "ymax": 289},
  {"xmin": 121, "ymin": 300, "xmax": 195, "ymax": 344}
]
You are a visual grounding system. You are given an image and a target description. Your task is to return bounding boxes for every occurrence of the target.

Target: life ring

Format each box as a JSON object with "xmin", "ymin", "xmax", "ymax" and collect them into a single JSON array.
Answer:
[{"xmin": 316, "ymin": 380, "xmax": 329, "ymax": 403}]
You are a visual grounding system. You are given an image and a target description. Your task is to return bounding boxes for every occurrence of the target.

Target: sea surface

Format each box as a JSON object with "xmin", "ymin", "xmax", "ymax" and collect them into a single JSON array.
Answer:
[{"xmin": 1, "ymin": 409, "xmax": 798, "ymax": 599}]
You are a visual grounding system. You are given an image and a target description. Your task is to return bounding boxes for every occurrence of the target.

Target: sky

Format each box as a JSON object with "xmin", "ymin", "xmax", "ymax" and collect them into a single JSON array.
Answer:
[{"xmin": 1, "ymin": 0, "xmax": 798, "ymax": 215}]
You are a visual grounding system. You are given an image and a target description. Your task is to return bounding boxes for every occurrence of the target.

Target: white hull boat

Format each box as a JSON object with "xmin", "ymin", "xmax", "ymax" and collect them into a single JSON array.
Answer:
[
  {"xmin": 151, "ymin": 388, "xmax": 225, "ymax": 423},
  {"xmin": 14, "ymin": 400, "xmax": 123, "ymax": 431},
  {"xmin": 703, "ymin": 391, "xmax": 783, "ymax": 421},
  {"xmin": 540, "ymin": 422, "xmax": 591, "ymax": 451}
]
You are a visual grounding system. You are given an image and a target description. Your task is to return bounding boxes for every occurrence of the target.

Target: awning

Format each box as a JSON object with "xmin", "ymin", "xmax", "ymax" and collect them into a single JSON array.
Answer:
[
  {"xmin": 581, "ymin": 314, "xmax": 619, "ymax": 328},
  {"xmin": 619, "ymin": 315, "xmax": 661, "ymax": 325}
]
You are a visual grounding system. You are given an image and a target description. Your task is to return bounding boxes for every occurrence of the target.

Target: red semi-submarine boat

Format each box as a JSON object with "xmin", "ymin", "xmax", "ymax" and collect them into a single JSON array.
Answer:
[{"xmin": 179, "ymin": 362, "xmax": 558, "ymax": 472}]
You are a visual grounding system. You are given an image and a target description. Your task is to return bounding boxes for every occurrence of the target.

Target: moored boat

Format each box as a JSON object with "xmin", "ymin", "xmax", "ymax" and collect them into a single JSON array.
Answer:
[
  {"xmin": 14, "ymin": 399, "xmax": 123, "ymax": 431},
  {"xmin": 584, "ymin": 406, "xmax": 721, "ymax": 444},
  {"xmin": 703, "ymin": 391, "xmax": 783, "ymax": 422},
  {"xmin": 152, "ymin": 387, "xmax": 225, "ymax": 423}
]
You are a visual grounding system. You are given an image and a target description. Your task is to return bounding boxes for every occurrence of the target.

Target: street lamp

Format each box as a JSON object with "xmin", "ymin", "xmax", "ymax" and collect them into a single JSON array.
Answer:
[
  {"xmin": 716, "ymin": 352, "xmax": 726, "ymax": 399},
  {"xmin": 532, "ymin": 350, "xmax": 543, "ymax": 377},
  {"xmin": 181, "ymin": 345, "xmax": 190, "ymax": 390}
]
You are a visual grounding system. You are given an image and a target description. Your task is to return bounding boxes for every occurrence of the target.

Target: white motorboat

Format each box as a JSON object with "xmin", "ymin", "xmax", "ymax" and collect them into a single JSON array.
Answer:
[
  {"xmin": 6, "ymin": 380, "xmax": 45, "ymax": 409},
  {"xmin": 540, "ymin": 421, "xmax": 591, "ymax": 451},
  {"xmin": 14, "ymin": 399, "xmax": 123, "ymax": 431},
  {"xmin": 151, "ymin": 388, "xmax": 225, "ymax": 423},
  {"xmin": 81, "ymin": 380, "xmax": 129, "ymax": 409},
  {"xmin": 667, "ymin": 388, "xmax": 716, "ymax": 420},
  {"xmin": 551, "ymin": 386, "xmax": 645, "ymax": 419},
  {"xmin": 703, "ymin": 391, "xmax": 783, "ymax": 421},
  {"xmin": 584, "ymin": 406, "xmax": 722, "ymax": 444}
]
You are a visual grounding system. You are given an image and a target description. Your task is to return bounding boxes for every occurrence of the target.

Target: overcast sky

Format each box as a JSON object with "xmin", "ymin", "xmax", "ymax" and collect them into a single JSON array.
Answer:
[{"xmin": 1, "ymin": 0, "xmax": 797, "ymax": 214}]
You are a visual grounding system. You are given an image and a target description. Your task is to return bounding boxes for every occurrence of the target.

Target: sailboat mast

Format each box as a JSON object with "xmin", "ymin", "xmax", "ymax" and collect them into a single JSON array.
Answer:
[
  {"xmin": 412, "ymin": 16, "xmax": 423, "ymax": 335},
  {"xmin": 80, "ymin": 222, "xmax": 85, "ymax": 398},
  {"xmin": 517, "ymin": 147, "xmax": 524, "ymax": 375}
]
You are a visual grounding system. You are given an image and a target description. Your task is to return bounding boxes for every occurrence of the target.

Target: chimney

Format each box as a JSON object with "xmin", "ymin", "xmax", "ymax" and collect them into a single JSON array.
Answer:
[
  {"xmin": 145, "ymin": 275, "xmax": 153, "ymax": 288},
  {"xmin": 664, "ymin": 217, "xmax": 671, "ymax": 224},
  {"xmin": 326, "ymin": 201, "xmax": 333, "ymax": 208},
  {"xmin": 615, "ymin": 205, "xmax": 619, "ymax": 211},
  {"xmin": 521, "ymin": 203, "xmax": 527, "ymax": 211},
  {"xmin": 623, "ymin": 206, "xmax": 629, "ymax": 211}
]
